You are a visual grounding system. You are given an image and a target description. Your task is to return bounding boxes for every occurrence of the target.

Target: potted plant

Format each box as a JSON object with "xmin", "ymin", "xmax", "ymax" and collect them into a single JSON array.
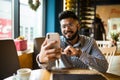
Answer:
[
  {"xmin": 110, "ymin": 32, "xmax": 119, "ymax": 41},
  {"xmin": 110, "ymin": 32, "xmax": 120, "ymax": 46}
]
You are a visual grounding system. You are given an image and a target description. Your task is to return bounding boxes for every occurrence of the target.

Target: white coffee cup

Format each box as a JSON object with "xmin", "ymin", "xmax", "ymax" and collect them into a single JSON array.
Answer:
[{"xmin": 17, "ymin": 68, "xmax": 31, "ymax": 80}]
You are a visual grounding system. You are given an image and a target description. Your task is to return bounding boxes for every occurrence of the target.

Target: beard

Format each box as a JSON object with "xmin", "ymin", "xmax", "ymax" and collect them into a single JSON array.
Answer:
[{"xmin": 64, "ymin": 29, "xmax": 79, "ymax": 41}]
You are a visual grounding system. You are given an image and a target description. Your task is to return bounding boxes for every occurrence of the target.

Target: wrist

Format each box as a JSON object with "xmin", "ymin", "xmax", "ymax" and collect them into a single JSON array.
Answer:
[
  {"xmin": 36, "ymin": 54, "xmax": 48, "ymax": 68},
  {"xmin": 36, "ymin": 54, "xmax": 47, "ymax": 64}
]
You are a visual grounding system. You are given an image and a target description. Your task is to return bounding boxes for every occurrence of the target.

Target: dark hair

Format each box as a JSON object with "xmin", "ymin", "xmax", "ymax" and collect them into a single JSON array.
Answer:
[{"xmin": 58, "ymin": 10, "xmax": 79, "ymax": 21}]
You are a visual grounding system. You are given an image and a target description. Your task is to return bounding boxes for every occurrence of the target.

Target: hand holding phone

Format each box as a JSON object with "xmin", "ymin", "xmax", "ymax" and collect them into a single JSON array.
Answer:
[{"xmin": 46, "ymin": 32, "xmax": 61, "ymax": 68}]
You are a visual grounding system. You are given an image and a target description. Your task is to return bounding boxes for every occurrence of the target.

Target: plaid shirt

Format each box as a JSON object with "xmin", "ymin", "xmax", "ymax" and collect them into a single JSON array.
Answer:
[{"xmin": 37, "ymin": 35, "xmax": 108, "ymax": 73}]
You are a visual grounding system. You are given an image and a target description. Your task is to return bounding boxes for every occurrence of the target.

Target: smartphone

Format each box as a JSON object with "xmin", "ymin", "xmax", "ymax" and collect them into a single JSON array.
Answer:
[
  {"xmin": 46, "ymin": 32, "xmax": 60, "ymax": 48},
  {"xmin": 46, "ymin": 33, "xmax": 60, "ymax": 68}
]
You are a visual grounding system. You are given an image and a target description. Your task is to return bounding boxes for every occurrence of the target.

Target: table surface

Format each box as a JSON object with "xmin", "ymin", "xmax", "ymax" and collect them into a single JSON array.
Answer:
[{"xmin": 4, "ymin": 69, "xmax": 120, "ymax": 80}]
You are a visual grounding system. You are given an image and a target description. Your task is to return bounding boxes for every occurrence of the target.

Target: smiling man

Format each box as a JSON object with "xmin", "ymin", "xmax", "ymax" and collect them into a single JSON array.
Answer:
[{"xmin": 36, "ymin": 10, "xmax": 108, "ymax": 73}]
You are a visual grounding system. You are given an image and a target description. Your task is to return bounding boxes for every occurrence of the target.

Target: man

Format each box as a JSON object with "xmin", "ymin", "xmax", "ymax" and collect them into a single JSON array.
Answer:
[{"xmin": 36, "ymin": 11, "xmax": 108, "ymax": 73}]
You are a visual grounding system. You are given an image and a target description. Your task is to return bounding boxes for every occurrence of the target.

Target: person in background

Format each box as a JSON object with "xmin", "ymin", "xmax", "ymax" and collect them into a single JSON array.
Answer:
[
  {"xmin": 36, "ymin": 11, "xmax": 108, "ymax": 73},
  {"xmin": 92, "ymin": 14, "xmax": 106, "ymax": 40}
]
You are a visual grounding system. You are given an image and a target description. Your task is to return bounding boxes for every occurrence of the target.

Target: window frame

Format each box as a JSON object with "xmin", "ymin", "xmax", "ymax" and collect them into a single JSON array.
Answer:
[{"xmin": 12, "ymin": 0, "xmax": 46, "ymax": 39}]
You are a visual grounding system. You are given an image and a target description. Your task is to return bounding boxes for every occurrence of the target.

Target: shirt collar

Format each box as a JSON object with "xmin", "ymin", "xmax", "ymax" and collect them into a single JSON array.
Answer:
[{"xmin": 61, "ymin": 35, "xmax": 84, "ymax": 48}]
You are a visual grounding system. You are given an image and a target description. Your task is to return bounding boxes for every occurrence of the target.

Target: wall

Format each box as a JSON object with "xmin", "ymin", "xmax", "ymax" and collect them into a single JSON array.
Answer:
[
  {"xmin": 45, "ymin": 0, "xmax": 63, "ymax": 35},
  {"xmin": 96, "ymin": 5, "xmax": 120, "ymax": 38}
]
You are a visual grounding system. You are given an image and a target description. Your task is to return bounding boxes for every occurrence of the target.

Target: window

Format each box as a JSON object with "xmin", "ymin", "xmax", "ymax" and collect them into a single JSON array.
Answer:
[
  {"xmin": 0, "ymin": 0, "xmax": 45, "ymax": 42},
  {"xmin": 0, "ymin": 0, "xmax": 12, "ymax": 39},
  {"xmin": 20, "ymin": 0, "xmax": 45, "ymax": 42}
]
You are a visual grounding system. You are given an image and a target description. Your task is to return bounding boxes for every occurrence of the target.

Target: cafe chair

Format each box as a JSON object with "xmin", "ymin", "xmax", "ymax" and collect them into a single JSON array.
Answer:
[
  {"xmin": 99, "ymin": 46, "xmax": 117, "ymax": 72},
  {"xmin": 33, "ymin": 37, "xmax": 45, "ymax": 69},
  {"xmin": 96, "ymin": 40, "xmax": 113, "ymax": 48},
  {"xmin": 0, "ymin": 39, "xmax": 20, "ymax": 79}
]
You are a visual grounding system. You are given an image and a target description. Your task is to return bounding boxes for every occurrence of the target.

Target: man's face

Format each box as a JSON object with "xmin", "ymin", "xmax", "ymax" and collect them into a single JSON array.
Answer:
[{"xmin": 60, "ymin": 18, "xmax": 80, "ymax": 40}]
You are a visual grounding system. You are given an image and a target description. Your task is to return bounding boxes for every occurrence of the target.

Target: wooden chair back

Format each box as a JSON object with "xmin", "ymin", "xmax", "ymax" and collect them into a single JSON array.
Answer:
[
  {"xmin": 96, "ymin": 40, "xmax": 117, "ymax": 71},
  {"xmin": 96, "ymin": 41, "xmax": 112, "ymax": 48},
  {"xmin": 33, "ymin": 37, "xmax": 45, "ymax": 69},
  {"xmin": 99, "ymin": 46, "xmax": 116, "ymax": 71}
]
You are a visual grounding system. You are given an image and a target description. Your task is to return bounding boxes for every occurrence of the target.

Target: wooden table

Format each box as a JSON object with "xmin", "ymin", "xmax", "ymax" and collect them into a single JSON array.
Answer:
[
  {"xmin": 4, "ymin": 69, "xmax": 120, "ymax": 80},
  {"xmin": 104, "ymin": 73, "xmax": 120, "ymax": 80}
]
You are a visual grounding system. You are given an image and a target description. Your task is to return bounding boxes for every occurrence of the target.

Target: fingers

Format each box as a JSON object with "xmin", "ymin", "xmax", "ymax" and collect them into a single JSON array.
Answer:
[
  {"xmin": 46, "ymin": 41, "xmax": 58, "ymax": 49},
  {"xmin": 63, "ymin": 46, "xmax": 74, "ymax": 55},
  {"xmin": 63, "ymin": 46, "xmax": 82, "ymax": 56},
  {"xmin": 39, "ymin": 38, "xmax": 62, "ymax": 63},
  {"xmin": 42, "ymin": 38, "xmax": 57, "ymax": 49},
  {"xmin": 42, "ymin": 38, "xmax": 47, "ymax": 47},
  {"xmin": 44, "ymin": 48, "xmax": 62, "ymax": 62},
  {"xmin": 46, "ymin": 48, "xmax": 61, "ymax": 57}
]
